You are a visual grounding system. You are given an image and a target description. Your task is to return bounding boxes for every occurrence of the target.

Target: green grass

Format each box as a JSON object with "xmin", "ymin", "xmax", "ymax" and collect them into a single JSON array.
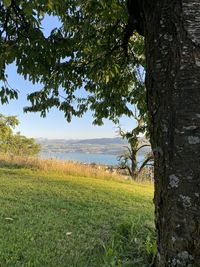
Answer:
[{"xmin": 0, "ymin": 166, "xmax": 155, "ymax": 267}]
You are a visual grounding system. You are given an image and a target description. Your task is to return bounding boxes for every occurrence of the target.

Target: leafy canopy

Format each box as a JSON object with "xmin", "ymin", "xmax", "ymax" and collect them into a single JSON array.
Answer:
[{"xmin": 0, "ymin": 0, "xmax": 146, "ymax": 125}]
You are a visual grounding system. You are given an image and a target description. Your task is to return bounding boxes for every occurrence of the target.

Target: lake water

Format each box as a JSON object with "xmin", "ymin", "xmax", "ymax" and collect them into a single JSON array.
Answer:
[{"xmin": 40, "ymin": 151, "xmax": 144, "ymax": 166}]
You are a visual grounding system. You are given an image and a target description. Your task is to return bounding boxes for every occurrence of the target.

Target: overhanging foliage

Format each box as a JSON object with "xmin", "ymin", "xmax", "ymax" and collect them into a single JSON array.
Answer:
[{"xmin": 0, "ymin": 0, "xmax": 146, "ymax": 125}]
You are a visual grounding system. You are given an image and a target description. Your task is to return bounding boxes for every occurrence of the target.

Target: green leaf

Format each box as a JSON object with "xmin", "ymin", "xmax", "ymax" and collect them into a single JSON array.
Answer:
[
  {"xmin": 3, "ymin": 0, "xmax": 12, "ymax": 8},
  {"xmin": 47, "ymin": 0, "xmax": 54, "ymax": 10},
  {"xmin": 105, "ymin": 75, "xmax": 110, "ymax": 84}
]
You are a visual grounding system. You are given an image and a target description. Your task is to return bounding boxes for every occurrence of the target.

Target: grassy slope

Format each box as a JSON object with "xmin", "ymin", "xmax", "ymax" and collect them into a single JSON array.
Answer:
[{"xmin": 0, "ymin": 167, "xmax": 154, "ymax": 267}]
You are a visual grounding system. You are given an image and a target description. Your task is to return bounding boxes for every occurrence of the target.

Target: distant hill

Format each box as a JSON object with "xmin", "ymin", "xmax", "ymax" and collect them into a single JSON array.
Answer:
[
  {"xmin": 36, "ymin": 137, "xmax": 127, "ymax": 145},
  {"xmin": 36, "ymin": 137, "xmax": 151, "ymax": 156},
  {"xmin": 75, "ymin": 137, "xmax": 127, "ymax": 145}
]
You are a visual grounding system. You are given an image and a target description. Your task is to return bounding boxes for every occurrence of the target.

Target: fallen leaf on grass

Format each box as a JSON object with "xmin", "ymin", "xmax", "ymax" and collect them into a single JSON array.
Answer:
[
  {"xmin": 66, "ymin": 232, "xmax": 72, "ymax": 236},
  {"xmin": 60, "ymin": 209, "xmax": 68, "ymax": 213},
  {"xmin": 5, "ymin": 217, "xmax": 14, "ymax": 221}
]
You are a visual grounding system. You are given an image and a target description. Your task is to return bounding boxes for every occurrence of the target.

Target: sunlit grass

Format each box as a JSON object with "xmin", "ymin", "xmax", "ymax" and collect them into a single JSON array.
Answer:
[
  {"xmin": 0, "ymin": 156, "xmax": 155, "ymax": 266},
  {"xmin": 0, "ymin": 153, "xmax": 125, "ymax": 180}
]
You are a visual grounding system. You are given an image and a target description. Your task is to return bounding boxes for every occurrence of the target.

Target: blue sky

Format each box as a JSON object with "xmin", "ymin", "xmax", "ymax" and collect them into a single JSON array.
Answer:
[{"xmin": 0, "ymin": 16, "xmax": 136, "ymax": 140}]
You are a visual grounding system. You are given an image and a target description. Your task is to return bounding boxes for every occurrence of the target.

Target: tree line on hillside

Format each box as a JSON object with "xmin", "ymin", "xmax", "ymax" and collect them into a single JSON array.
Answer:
[{"xmin": 0, "ymin": 114, "xmax": 40, "ymax": 156}]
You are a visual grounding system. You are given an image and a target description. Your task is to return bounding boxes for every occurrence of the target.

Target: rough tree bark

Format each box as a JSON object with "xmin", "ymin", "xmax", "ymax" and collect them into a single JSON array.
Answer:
[{"xmin": 129, "ymin": 0, "xmax": 200, "ymax": 266}]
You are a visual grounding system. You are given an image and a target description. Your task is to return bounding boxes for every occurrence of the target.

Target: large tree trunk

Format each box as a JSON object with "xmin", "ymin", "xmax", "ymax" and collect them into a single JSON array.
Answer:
[{"xmin": 143, "ymin": 0, "xmax": 200, "ymax": 266}]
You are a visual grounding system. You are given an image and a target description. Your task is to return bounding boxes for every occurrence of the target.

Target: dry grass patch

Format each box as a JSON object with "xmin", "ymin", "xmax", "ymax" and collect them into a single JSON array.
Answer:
[{"xmin": 0, "ymin": 154, "xmax": 126, "ymax": 181}]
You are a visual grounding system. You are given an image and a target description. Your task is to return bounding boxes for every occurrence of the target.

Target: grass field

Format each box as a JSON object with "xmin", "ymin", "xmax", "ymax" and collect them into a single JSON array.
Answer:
[{"xmin": 0, "ymin": 162, "xmax": 155, "ymax": 267}]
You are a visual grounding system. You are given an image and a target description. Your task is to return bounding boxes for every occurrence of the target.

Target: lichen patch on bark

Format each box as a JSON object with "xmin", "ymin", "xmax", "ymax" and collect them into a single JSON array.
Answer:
[
  {"xmin": 188, "ymin": 136, "xmax": 200, "ymax": 144},
  {"xmin": 169, "ymin": 174, "xmax": 179, "ymax": 188},
  {"xmin": 179, "ymin": 195, "xmax": 192, "ymax": 208},
  {"xmin": 183, "ymin": 125, "xmax": 198, "ymax": 130},
  {"xmin": 183, "ymin": 1, "xmax": 200, "ymax": 45},
  {"xmin": 169, "ymin": 251, "xmax": 194, "ymax": 267}
]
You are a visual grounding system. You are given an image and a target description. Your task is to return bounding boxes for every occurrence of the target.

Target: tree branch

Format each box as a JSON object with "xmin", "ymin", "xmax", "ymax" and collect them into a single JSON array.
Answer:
[{"xmin": 138, "ymin": 155, "xmax": 154, "ymax": 173}]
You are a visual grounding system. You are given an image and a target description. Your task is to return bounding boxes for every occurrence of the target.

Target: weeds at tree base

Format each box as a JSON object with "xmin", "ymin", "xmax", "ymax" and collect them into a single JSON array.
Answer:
[{"xmin": 101, "ymin": 220, "xmax": 156, "ymax": 267}]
